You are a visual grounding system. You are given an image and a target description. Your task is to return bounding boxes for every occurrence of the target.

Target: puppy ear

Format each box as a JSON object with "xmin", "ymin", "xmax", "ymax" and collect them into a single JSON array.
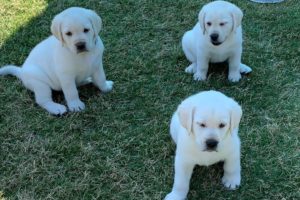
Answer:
[
  {"xmin": 198, "ymin": 8, "xmax": 206, "ymax": 35},
  {"xmin": 231, "ymin": 5, "xmax": 243, "ymax": 33},
  {"xmin": 85, "ymin": 9, "xmax": 102, "ymax": 37},
  {"xmin": 229, "ymin": 99, "xmax": 242, "ymax": 133},
  {"xmin": 51, "ymin": 14, "xmax": 64, "ymax": 43},
  {"xmin": 178, "ymin": 103, "xmax": 195, "ymax": 134}
]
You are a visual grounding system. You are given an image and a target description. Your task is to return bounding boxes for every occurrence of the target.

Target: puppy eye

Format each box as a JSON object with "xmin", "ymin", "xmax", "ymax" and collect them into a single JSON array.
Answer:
[
  {"xmin": 66, "ymin": 32, "xmax": 72, "ymax": 36},
  {"xmin": 83, "ymin": 28, "xmax": 90, "ymax": 33},
  {"xmin": 220, "ymin": 22, "xmax": 225, "ymax": 26},
  {"xmin": 198, "ymin": 123, "xmax": 206, "ymax": 128},
  {"xmin": 219, "ymin": 123, "xmax": 226, "ymax": 128},
  {"xmin": 206, "ymin": 22, "xmax": 212, "ymax": 26}
]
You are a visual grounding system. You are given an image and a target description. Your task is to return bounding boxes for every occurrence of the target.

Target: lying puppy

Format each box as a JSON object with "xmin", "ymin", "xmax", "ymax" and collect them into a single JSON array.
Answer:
[
  {"xmin": 0, "ymin": 7, "xmax": 113, "ymax": 115},
  {"xmin": 182, "ymin": 0, "xmax": 252, "ymax": 82},
  {"xmin": 165, "ymin": 91, "xmax": 242, "ymax": 200}
]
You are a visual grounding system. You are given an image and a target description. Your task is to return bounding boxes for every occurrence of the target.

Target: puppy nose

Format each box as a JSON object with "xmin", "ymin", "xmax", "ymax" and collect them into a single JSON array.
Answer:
[
  {"xmin": 206, "ymin": 139, "xmax": 218, "ymax": 150},
  {"xmin": 210, "ymin": 33, "xmax": 219, "ymax": 41},
  {"xmin": 75, "ymin": 42, "xmax": 86, "ymax": 51}
]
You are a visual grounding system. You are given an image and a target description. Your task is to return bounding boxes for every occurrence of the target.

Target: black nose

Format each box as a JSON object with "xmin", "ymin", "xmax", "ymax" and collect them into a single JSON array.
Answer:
[
  {"xmin": 206, "ymin": 139, "xmax": 218, "ymax": 150},
  {"xmin": 75, "ymin": 42, "xmax": 86, "ymax": 51},
  {"xmin": 210, "ymin": 33, "xmax": 219, "ymax": 42}
]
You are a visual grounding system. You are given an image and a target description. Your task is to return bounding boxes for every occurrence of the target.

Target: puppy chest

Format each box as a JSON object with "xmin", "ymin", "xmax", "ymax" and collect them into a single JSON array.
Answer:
[
  {"xmin": 74, "ymin": 57, "xmax": 99, "ymax": 79},
  {"xmin": 209, "ymin": 50, "xmax": 231, "ymax": 63},
  {"xmin": 195, "ymin": 152, "xmax": 224, "ymax": 166}
]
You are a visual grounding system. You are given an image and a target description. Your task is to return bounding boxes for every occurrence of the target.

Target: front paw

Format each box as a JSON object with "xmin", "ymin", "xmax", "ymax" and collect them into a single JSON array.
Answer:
[
  {"xmin": 164, "ymin": 192, "xmax": 186, "ymax": 200},
  {"xmin": 240, "ymin": 64, "xmax": 252, "ymax": 74},
  {"xmin": 193, "ymin": 72, "xmax": 206, "ymax": 81},
  {"xmin": 101, "ymin": 80, "xmax": 114, "ymax": 93},
  {"xmin": 42, "ymin": 102, "xmax": 67, "ymax": 115},
  {"xmin": 228, "ymin": 72, "xmax": 241, "ymax": 82},
  {"xmin": 222, "ymin": 172, "xmax": 241, "ymax": 190},
  {"xmin": 68, "ymin": 99, "xmax": 85, "ymax": 112}
]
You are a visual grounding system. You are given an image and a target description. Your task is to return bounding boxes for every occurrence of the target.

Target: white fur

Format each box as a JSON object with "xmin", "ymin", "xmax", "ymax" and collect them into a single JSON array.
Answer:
[
  {"xmin": 182, "ymin": 0, "xmax": 252, "ymax": 82},
  {"xmin": 0, "ymin": 7, "xmax": 113, "ymax": 115},
  {"xmin": 165, "ymin": 91, "xmax": 243, "ymax": 200}
]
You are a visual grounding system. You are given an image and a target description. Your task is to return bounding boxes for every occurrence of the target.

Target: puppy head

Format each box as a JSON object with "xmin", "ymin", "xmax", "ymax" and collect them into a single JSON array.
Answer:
[
  {"xmin": 178, "ymin": 91, "xmax": 242, "ymax": 152},
  {"xmin": 51, "ymin": 7, "xmax": 102, "ymax": 54},
  {"xmin": 198, "ymin": 1, "xmax": 243, "ymax": 46}
]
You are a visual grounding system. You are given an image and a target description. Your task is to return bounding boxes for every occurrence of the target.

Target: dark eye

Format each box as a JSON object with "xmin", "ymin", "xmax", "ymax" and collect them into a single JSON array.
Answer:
[
  {"xmin": 219, "ymin": 123, "xmax": 226, "ymax": 128},
  {"xmin": 199, "ymin": 123, "xmax": 206, "ymax": 128},
  {"xmin": 206, "ymin": 22, "xmax": 212, "ymax": 26},
  {"xmin": 66, "ymin": 31, "xmax": 72, "ymax": 36},
  {"xmin": 84, "ymin": 28, "xmax": 90, "ymax": 33},
  {"xmin": 220, "ymin": 22, "xmax": 225, "ymax": 26}
]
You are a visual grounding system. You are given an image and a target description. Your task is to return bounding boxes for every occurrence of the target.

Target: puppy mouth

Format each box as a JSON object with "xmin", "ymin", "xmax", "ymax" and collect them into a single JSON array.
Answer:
[
  {"xmin": 77, "ymin": 49, "xmax": 88, "ymax": 54},
  {"xmin": 211, "ymin": 41, "xmax": 222, "ymax": 46},
  {"xmin": 203, "ymin": 149, "xmax": 218, "ymax": 152}
]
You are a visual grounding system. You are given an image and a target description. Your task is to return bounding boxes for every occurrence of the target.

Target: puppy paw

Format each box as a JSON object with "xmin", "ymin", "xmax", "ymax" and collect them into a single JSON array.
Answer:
[
  {"xmin": 44, "ymin": 102, "xmax": 67, "ymax": 115},
  {"xmin": 228, "ymin": 72, "xmax": 241, "ymax": 82},
  {"xmin": 222, "ymin": 173, "xmax": 241, "ymax": 190},
  {"xmin": 164, "ymin": 192, "xmax": 186, "ymax": 200},
  {"xmin": 101, "ymin": 80, "xmax": 114, "ymax": 93},
  {"xmin": 240, "ymin": 64, "xmax": 252, "ymax": 74},
  {"xmin": 184, "ymin": 63, "xmax": 195, "ymax": 74},
  {"xmin": 193, "ymin": 72, "xmax": 206, "ymax": 81},
  {"xmin": 68, "ymin": 99, "xmax": 85, "ymax": 112}
]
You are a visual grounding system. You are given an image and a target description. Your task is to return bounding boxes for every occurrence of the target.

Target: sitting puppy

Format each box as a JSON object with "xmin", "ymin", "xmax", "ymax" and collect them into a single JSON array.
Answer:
[
  {"xmin": 0, "ymin": 7, "xmax": 113, "ymax": 115},
  {"xmin": 182, "ymin": 0, "xmax": 252, "ymax": 82},
  {"xmin": 165, "ymin": 91, "xmax": 242, "ymax": 200}
]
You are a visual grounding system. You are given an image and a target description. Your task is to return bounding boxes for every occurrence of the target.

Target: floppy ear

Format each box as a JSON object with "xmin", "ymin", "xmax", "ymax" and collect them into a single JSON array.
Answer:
[
  {"xmin": 85, "ymin": 9, "xmax": 102, "ymax": 37},
  {"xmin": 198, "ymin": 8, "xmax": 206, "ymax": 35},
  {"xmin": 230, "ymin": 5, "xmax": 243, "ymax": 33},
  {"xmin": 51, "ymin": 13, "xmax": 64, "ymax": 43},
  {"xmin": 178, "ymin": 103, "xmax": 195, "ymax": 134},
  {"xmin": 229, "ymin": 99, "xmax": 242, "ymax": 133}
]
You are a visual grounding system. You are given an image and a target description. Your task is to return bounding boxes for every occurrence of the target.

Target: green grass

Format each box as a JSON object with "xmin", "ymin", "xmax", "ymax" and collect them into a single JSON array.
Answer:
[{"xmin": 0, "ymin": 0, "xmax": 299, "ymax": 199}]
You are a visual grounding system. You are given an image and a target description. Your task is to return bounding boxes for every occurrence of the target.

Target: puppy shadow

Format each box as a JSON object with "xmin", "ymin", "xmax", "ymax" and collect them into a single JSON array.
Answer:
[
  {"xmin": 52, "ymin": 83, "xmax": 102, "ymax": 105},
  {"xmin": 207, "ymin": 61, "xmax": 251, "ymax": 81},
  {"xmin": 207, "ymin": 62, "xmax": 230, "ymax": 81},
  {"xmin": 208, "ymin": 62, "xmax": 228, "ymax": 74},
  {"xmin": 189, "ymin": 161, "xmax": 225, "ymax": 194}
]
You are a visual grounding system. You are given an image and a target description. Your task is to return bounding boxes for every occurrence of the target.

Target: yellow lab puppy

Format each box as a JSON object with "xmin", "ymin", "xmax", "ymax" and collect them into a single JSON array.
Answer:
[
  {"xmin": 182, "ymin": 1, "xmax": 252, "ymax": 82},
  {"xmin": 0, "ymin": 7, "xmax": 113, "ymax": 115},
  {"xmin": 165, "ymin": 91, "xmax": 243, "ymax": 200}
]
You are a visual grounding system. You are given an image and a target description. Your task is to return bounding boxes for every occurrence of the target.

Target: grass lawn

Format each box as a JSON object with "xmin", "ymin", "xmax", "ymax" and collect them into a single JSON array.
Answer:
[{"xmin": 0, "ymin": 0, "xmax": 299, "ymax": 199}]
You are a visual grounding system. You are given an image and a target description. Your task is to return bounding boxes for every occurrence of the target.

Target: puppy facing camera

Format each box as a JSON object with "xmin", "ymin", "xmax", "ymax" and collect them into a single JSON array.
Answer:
[
  {"xmin": 182, "ymin": 0, "xmax": 252, "ymax": 82},
  {"xmin": 165, "ymin": 91, "xmax": 242, "ymax": 200},
  {"xmin": 0, "ymin": 7, "xmax": 113, "ymax": 115}
]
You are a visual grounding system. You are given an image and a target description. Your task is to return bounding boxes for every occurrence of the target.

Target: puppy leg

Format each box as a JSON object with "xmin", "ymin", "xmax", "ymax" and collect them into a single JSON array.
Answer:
[
  {"xmin": 194, "ymin": 53, "xmax": 209, "ymax": 81},
  {"xmin": 182, "ymin": 31, "xmax": 196, "ymax": 74},
  {"xmin": 60, "ymin": 77, "xmax": 85, "ymax": 112},
  {"xmin": 165, "ymin": 156, "xmax": 195, "ymax": 200},
  {"xmin": 222, "ymin": 153, "xmax": 241, "ymax": 190},
  {"xmin": 33, "ymin": 81, "xmax": 67, "ymax": 115},
  {"xmin": 92, "ymin": 60, "xmax": 113, "ymax": 93},
  {"xmin": 240, "ymin": 63, "xmax": 252, "ymax": 74},
  {"xmin": 228, "ymin": 52, "xmax": 242, "ymax": 82}
]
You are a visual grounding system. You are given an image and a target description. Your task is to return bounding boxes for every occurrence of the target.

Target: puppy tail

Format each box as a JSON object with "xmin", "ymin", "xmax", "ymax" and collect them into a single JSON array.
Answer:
[{"xmin": 0, "ymin": 65, "xmax": 22, "ymax": 79}]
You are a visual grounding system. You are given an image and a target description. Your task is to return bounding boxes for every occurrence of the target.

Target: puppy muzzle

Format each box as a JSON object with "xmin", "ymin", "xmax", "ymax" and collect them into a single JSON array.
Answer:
[
  {"xmin": 75, "ymin": 41, "xmax": 88, "ymax": 53},
  {"xmin": 204, "ymin": 138, "xmax": 219, "ymax": 152},
  {"xmin": 210, "ymin": 33, "xmax": 222, "ymax": 46}
]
